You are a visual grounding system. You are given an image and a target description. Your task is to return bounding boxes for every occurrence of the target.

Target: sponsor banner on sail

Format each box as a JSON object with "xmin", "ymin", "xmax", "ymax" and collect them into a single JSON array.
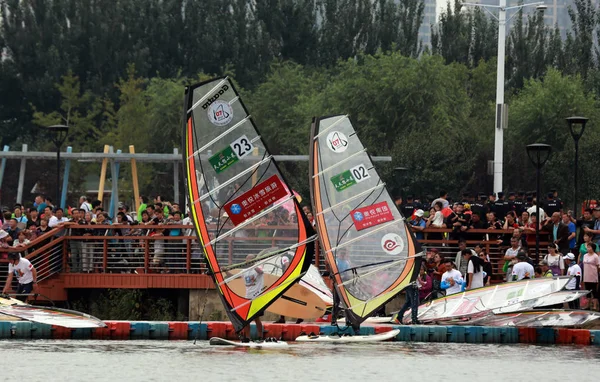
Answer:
[
  {"xmin": 208, "ymin": 135, "xmax": 254, "ymax": 174},
  {"xmin": 224, "ymin": 175, "xmax": 287, "ymax": 225},
  {"xmin": 350, "ymin": 201, "xmax": 394, "ymax": 231}
]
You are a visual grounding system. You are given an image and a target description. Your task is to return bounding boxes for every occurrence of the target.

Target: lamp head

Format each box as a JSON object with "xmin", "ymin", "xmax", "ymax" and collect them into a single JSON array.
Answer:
[
  {"xmin": 566, "ymin": 116, "xmax": 588, "ymax": 141},
  {"xmin": 47, "ymin": 124, "xmax": 69, "ymax": 147},
  {"xmin": 536, "ymin": 4, "xmax": 547, "ymax": 12},
  {"xmin": 526, "ymin": 143, "xmax": 552, "ymax": 168}
]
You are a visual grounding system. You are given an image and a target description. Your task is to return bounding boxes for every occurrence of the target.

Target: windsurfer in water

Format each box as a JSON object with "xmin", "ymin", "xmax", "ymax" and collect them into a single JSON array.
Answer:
[{"xmin": 241, "ymin": 254, "xmax": 264, "ymax": 342}]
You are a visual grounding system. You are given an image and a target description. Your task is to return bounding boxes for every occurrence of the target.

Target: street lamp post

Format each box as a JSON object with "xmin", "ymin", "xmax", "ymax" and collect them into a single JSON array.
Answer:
[
  {"xmin": 47, "ymin": 125, "xmax": 69, "ymax": 206},
  {"xmin": 393, "ymin": 166, "xmax": 408, "ymax": 198},
  {"xmin": 463, "ymin": 1, "xmax": 545, "ymax": 194},
  {"xmin": 566, "ymin": 117, "xmax": 588, "ymax": 218},
  {"xmin": 526, "ymin": 143, "xmax": 552, "ymax": 259}
]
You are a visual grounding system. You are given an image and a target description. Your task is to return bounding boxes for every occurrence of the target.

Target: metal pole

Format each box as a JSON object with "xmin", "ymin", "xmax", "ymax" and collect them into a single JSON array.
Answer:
[
  {"xmin": 16, "ymin": 144, "xmax": 27, "ymax": 204},
  {"xmin": 0, "ymin": 145, "xmax": 8, "ymax": 190},
  {"xmin": 535, "ymin": 164, "xmax": 541, "ymax": 259},
  {"xmin": 56, "ymin": 147, "xmax": 61, "ymax": 206},
  {"xmin": 574, "ymin": 139, "xmax": 579, "ymax": 217},
  {"xmin": 173, "ymin": 148, "xmax": 180, "ymax": 204},
  {"xmin": 493, "ymin": 0, "xmax": 506, "ymax": 194},
  {"xmin": 113, "ymin": 149, "xmax": 121, "ymax": 219},
  {"xmin": 60, "ymin": 146, "xmax": 72, "ymax": 209}
]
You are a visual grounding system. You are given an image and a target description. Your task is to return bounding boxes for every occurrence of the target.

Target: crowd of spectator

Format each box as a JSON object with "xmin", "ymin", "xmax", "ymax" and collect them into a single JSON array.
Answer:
[
  {"xmin": 0, "ymin": 194, "xmax": 197, "ymax": 274},
  {"xmin": 400, "ymin": 190, "xmax": 600, "ymax": 310}
]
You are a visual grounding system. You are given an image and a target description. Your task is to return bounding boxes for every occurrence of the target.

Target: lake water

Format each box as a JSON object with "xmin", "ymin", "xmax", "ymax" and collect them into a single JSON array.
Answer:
[{"xmin": 2, "ymin": 340, "xmax": 599, "ymax": 381}]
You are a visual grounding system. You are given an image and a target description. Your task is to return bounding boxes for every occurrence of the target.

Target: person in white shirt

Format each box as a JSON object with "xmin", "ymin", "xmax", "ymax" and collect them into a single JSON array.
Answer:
[
  {"xmin": 2, "ymin": 253, "xmax": 38, "ymax": 301},
  {"xmin": 503, "ymin": 237, "xmax": 521, "ymax": 281},
  {"xmin": 455, "ymin": 240, "xmax": 476, "ymax": 278},
  {"xmin": 441, "ymin": 260, "xmax": 464, "ymax": 295},
  {"xmin": 527, "ymin": 204, "xmax": 546, "ymax": 222},
  {"xmin": 511, "ymin": 253, "xmax": 535, "ymax": 281},
  {"xmin": 79, "ymin": 196, "xmax": 92, "ymax": 213},
  {"xmin": 564, "ymin": 253, "xmax": 582, "ymax": 309},
  {"xmin": 48, "ymin": 207, "xmax": 69, "ymax": 228},
  {"xmin": 462, "ymin": 249, "xmax": 484, "ymax": 289}
]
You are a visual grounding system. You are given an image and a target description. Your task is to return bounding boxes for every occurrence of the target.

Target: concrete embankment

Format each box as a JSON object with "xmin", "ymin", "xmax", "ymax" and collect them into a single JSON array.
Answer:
[{"xmin": 1, "ymin": 321, "xmax": 600, "ymax": 345}]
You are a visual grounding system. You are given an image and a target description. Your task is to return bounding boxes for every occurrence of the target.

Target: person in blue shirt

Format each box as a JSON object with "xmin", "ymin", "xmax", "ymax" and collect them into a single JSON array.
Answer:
[
  {"xmin": 336, "ymin": 248, "xmax": 351, "ymax": 278},
  {"xmin": 409, "ymin": 209, "xmax": 426, "ymax": 240},
  {"xmin": 563, "ymin": 212, "xmax": 577, "ymax": 253}
]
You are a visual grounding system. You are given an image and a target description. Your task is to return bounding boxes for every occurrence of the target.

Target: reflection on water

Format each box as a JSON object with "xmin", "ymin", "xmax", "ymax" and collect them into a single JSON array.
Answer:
[{"xmin": 1, "ymin": 340, "xmax": 600, "ymax": 382}]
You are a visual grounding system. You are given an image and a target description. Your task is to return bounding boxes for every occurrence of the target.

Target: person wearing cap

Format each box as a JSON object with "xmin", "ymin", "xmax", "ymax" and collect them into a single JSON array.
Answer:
[
  {"xmin": 2, "ymin": 252, "xmax": 38, "ymax": 301},
  {"xmin": 544, "ymin": 192, "xmax": 561, "ymax": 217},
  {"xmin": 564, "ymin": 253, "xmax": 582, "ymax": 309},
  {"xmin": 0, "ymin": 229, "xmax": 10, "ymax": 250},
  {"xmin": 492, "ymin": 192, "xmax": 507, "ymax": 221},
  {"xmin": 538, "ymin": 260, "xmax": 554, "ymax": 278},
  {"xmin": 511, "ymin": 252, "xmax": 534, "ymax": 281},
  {"xmin": 409, "ymin": 209, "xmax": 426, "ymax": 240},
  {"xmin": 470, "ymin": 194, "xmax": 487, "ymax": 221},
  {"xmin": 513, "ymin": 191, "xmax": 525, "ymax": 215}
]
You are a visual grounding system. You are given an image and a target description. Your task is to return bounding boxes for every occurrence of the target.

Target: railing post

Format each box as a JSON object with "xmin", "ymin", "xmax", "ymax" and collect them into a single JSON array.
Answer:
[
  {"xmin": 144, "ymin": 237, "xmax": 149, "ymax": 274},
  {"xmin": 103, "ymin": 238, "xmax": 108, "ymax": 272},
  {"xmin": 186, "ymin": 238, "xmax": 191, "ymax": 273},
  {"xmin": 62, "ymin": 235, "xmax": 68, "ymax": 272},
  {"xmin": 16, "ymin": 144, "xmax": 27, "ymax": 204}
]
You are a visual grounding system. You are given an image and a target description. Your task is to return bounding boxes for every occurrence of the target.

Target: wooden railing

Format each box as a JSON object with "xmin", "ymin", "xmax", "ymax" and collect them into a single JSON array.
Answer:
[{"xmin": 0, "ymin": 224, "xmax": 551, "ymax": 288}]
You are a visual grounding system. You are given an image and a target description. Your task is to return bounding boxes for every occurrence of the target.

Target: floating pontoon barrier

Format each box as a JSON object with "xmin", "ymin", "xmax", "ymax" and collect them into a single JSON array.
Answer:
[{"xmin": 0, "ymin": 321, "xmax": 599, "ymax": 345}]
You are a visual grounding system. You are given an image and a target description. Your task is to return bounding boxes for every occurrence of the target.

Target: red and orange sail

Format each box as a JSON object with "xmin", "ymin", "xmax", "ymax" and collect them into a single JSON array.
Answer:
[{"xmin": 182, "ymin": 77, "xmax": 315, "ymax": 333}]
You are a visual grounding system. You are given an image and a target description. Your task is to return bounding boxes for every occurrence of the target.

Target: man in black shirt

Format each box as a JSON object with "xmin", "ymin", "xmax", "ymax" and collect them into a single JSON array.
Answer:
[
  {"xmin": 470, "ymin": 194, "xmax": 487, "ymax": 220},
  {"xmin": 513, "ymin": 191, "xmax": 525, "ymax": 215},
  {"xmin": 26, "ymin": 207, "xmax": 41, "ymax": 230},
  {"xmin": 573, "ymin": 208, "xmax": 595, "ymax": 247},
  {"xmin": 493, "ymin": 192, "xmax": 508, "ymax": 219},
  {"xmin": 551, "ymin": 189, "xmax": 563, "ymax": 212},
  {"xmin": 401, "ymin": 195, "xmax": 416, "ymax": 219},
  {"xmin": 544, "ymin": 192, "xmax": 561, "ymax": 217}
]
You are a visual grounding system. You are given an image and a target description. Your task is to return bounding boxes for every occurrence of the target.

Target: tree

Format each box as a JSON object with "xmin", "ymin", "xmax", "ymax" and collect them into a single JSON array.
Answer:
[
  {"xmin": 505, "ymin": 68, "xmax": 600, "ymax": 203},
  {"xmin": 566, "ymin": 0, "xmax": 597, "ymax": 80},
  {"xmin": 506, "ymin": 10, "xmax": 559, "ymax": 90},
  {"xmin": 432, "ymin": 1, "xmax": 497, "ymax": 67}
]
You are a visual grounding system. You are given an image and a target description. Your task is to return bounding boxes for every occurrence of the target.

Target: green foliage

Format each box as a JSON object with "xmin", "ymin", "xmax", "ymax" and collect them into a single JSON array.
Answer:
[
  {"xmin": 32, "ymin": 70, "xmax": 105, "ymax": 151},
  {"xmin": 432, "ymin": 2, "xmax": 497, "ymax": 67},
  {"xmin": 506, "ymin": 68, "xmax": 600, "ymax": 203},
  {"xmin": 73, "ymin": 289, "xmax": 182, "ymax": 320}
]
